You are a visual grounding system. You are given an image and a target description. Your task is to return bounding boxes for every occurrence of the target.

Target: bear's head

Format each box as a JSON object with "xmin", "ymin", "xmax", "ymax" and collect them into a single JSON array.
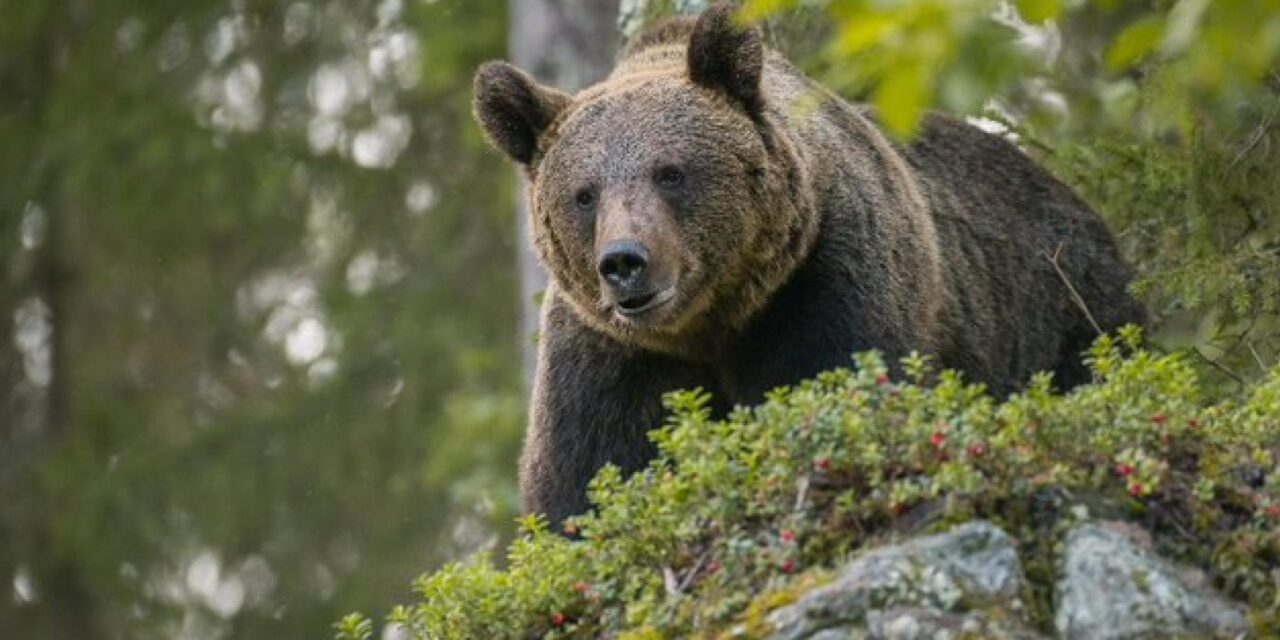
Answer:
[{"xmin": 473, "ymin": 4, "xmax": 817, "ymax": 358}]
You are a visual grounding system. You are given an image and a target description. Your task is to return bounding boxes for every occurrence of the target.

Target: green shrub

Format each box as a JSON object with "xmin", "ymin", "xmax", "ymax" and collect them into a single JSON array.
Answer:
[{"xmin": 336, "ymin": 329, "xmax": 1280, "ymax": 639}]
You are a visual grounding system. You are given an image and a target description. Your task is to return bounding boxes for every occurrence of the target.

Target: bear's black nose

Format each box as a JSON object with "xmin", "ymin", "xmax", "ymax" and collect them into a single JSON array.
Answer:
[{"xmin": 598, "ymin": 241, "xmax": 649, "ymax": 290}]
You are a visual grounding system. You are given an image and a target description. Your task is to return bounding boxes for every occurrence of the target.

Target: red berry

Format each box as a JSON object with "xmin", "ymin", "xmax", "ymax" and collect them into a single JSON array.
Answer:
[
  {"xmin": 815, "ymin": 457, "xmax": 831, "ymax": 471},
  {"xmin": 1115, "ymin": 463, "xmax": 1134, "ymax": 477},
  {"xmin": 967, "ymin": 443, "xmax": 987, "ymax": 458},
  {"xmin": 1151, "ymin": 413, "xmax": 1167, "ymax": 425},
  {"xmin": 706, "ymin": 560, "xmax": 720, "ymax": 573},
  {"xmin": 930, "ymin": 431, "xmax": 946, "ymax": 449},
  {"xmin": 572, "ymin": 581, "xmax": 589, "ymax": 594},
  {"xmin": 1129, "ymin": 483, "xmax": 1144, "ymax": 497},
  {"xmin": 780, "ymin": 530, "xmax": 795, "ymax": 543},
  {"xmin": 875, "ymin": 373, "xmax": 890, "ymax": 386},
  {"xmin": 781, "ymin": 560, "xmax": 795, "ymax": 574},
  {"xmin": 1266, "ymin": 505, "xmax": 1280, "ymax": 520},
  {"xmin": 1187, "ymin": 419, "xmax": 1199, "ymax": 429},
  {"xmin": 551, "ymin": 612, "xmax": 566, "ymax": 627}
]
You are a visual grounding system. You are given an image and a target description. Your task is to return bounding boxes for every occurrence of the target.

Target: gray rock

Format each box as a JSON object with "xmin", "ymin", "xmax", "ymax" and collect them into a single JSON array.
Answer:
[
  {"xmin": 804, "ymin": 628, "xmax": 865, "ymax": 640},
  {"xmin": 1055, "ymin": 522, "xmax": 1249, "ymax": 639},
  {"xmin": 766, "ymin": 521, "xmax": 1043, "ymax": 640},
  {"xmin": 866, "ymin": 606, "xmax": 1047, "ymax": 640}
]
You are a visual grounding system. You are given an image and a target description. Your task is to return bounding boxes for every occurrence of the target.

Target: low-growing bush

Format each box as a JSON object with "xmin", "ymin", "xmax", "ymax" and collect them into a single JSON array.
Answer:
[{"xmin": 337, "ymin": 329, "xmax": 1280, "ymax": 639}]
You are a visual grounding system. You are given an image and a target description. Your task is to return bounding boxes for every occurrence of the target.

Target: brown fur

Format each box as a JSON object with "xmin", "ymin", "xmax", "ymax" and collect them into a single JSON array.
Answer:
[{"xmin": 473, "ymin": 4, "xmax": 1146, "ymax": 523}]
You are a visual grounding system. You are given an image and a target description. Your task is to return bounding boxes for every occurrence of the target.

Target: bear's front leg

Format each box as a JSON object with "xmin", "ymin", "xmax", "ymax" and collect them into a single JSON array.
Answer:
[{"xmin": 521, "ymin": 295, "xmax": 714, "ymax": 526}]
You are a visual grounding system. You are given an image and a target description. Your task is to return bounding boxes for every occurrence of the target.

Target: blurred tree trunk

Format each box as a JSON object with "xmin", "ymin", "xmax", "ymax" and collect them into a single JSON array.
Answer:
[
  {"xmin": 31, "ymin": 197, "xmax": 91, "ymax": 640},
  {"xmin": 0, "ymin": 6, "xmax": 95, "ymax": 636},
  {"xmin": 510, "ymin": 0, "xmax": 623, "ymax": 385},
  {"xmin": 619, "ymin": 1, "xmax": 827, "ymax": 59},
  {"xmin": 618, "ymin": 0, "xmax": 709, "ymax": 39}
]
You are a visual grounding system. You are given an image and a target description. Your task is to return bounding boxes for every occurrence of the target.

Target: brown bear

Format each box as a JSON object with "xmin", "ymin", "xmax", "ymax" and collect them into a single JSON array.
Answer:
[{"xmin": 473, "ymin": 4, "xmax": 1146, "ymax": 524}]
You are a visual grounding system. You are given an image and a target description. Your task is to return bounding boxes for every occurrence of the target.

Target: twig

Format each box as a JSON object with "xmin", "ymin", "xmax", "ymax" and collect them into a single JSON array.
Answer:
[
  {"xmin": 794, "ymin": 475, "xmax": 811, "ymax": 513},
  {"xmin": 1226, "ymin": 101, "xmax": 1278, "ymax": 174},
  {"xmin": 662, "ymin": 566, "xmax": 680, "ymax": 596},
  {"xmin": 1044, "ymin": 243, "xmax": 1104, "ymax": 337},
  {"xmin": 1192, "ymin": 347, "xmax": 1248, "ymax": 387},
  {"xmin": 1247, "ymin": 342, "xmax": 1271, "ymax": 375},
  {"xmin": 676, "ymin": 551, "xmax": 711, "ymax": 593},
  {"xmin": 1219, "ymin": 316, "xmax": 1259, "ymax": 364}
]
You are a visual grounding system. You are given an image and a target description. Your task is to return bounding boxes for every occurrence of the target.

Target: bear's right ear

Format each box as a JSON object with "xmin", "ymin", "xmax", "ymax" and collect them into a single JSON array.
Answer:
[
  {"xmin": 472, "ymin": 61, "xmax": 572, "ymax": 166},
  {"xmin": 687, "ymin": 3, "xmax": 764, "ymax": 115}
]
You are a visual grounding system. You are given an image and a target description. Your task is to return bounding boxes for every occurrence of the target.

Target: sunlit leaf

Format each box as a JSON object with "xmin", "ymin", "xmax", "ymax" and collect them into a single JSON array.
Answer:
[
  {"xmin": 834, "ymin": 15, "xmax": 897, "ymax": 55},
  {"xmin": 874, "ymin": 62, "xmax": 929, "ymax": 138},
  {"xmin": 1160, "ymin": 0, "xmax": 1210, "ymax": 55},
  {"xmin": 1015, "ymin": 0, "xmax": 1062, "ymax": 25},
  {"xmin": 1106, "ymin": 15, "xmax": 1165, "ymax": 72},
  {"xmin": 739, "ymin": 0, "xmax": 800, "ymax": 22}
]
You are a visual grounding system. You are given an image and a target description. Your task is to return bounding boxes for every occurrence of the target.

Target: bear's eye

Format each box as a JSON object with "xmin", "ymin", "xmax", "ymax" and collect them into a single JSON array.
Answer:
[
  {"xmin": 654, "ymin": 166, "xmax": 685, "ymax": 189},
  {"xmin": 574, "ymin": 189, "xmax": 596, "ymax": 211}
]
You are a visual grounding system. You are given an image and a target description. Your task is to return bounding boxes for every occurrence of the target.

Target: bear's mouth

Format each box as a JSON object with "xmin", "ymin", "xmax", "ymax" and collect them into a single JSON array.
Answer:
[{"xmin": 615, "ymin": 286, "xmax": 677, "ymax": 318}]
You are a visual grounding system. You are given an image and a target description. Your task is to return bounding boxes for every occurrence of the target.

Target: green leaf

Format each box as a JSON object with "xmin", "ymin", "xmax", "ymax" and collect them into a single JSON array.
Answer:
[
  {"xmin": 1015, "ymin": 0, "xmax": 1063, "ymax": 25},
  {"xmin": 1106, "ymin": 15, "xmax": 1165, "ymax": 72},
  {"xmin": 834, "ymin": 14, "xmax": 897, "ymax": 55},
  {"xmin": 739, "ymin": 0, "xmax": 799, "ymax": 22},
  {"xmin": 1160, "ymin": 0, "xmax": 1210, "ymax": 55},
  {"xmin": 333, "ymin": 613, "xmax": 374, "ymax": 640},
  {"xmin": 874, "ymin": 63, "xmax": 929, "ymax": 138}
]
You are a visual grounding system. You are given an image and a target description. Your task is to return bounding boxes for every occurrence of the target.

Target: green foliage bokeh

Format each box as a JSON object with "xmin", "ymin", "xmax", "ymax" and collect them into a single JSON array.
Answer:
[{"xmin": 1, "ymin": 1, "xmax": 522, "ymax": 638}]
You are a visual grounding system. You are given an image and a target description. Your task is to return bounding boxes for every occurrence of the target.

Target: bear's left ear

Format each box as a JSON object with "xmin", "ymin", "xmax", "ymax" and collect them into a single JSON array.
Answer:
[{"xmin": 687, "ymin": 3, "xmax": 764, "ymax": 114}]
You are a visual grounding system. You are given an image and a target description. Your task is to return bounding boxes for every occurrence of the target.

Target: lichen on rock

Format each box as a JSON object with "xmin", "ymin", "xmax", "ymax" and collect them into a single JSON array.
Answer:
[
  {"xmin": 1055, "ymin": 522, "xmax": 1250, "ymax": 640},
  {"xmin": 765, "ymin": 521, "xmax": 1042, "ymax": 640},
  {"xmin": 758, "ymin": 518, "xmax": 1254, "ymax": 640}
]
